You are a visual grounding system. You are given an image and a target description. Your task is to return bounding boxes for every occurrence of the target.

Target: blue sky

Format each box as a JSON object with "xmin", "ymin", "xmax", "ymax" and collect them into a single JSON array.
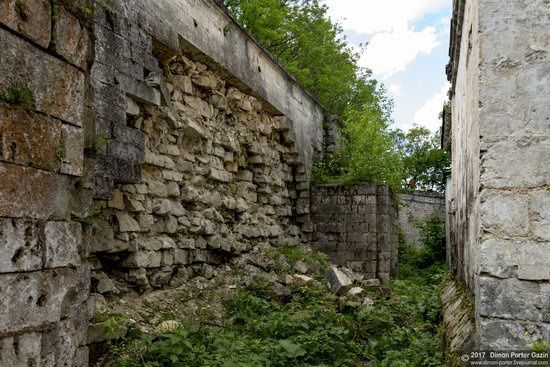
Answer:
[{"xmin": 324, "ymin": 0, "xmax": 452, "ymax": 132}]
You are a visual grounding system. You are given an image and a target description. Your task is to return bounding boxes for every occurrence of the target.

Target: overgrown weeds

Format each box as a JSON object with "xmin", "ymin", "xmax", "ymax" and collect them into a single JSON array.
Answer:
[{"xmin": 115, "ymin": 218, "xmax": 448, "ymax": 366}]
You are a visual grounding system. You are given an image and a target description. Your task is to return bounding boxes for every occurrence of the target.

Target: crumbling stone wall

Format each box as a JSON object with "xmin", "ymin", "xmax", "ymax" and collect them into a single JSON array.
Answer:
[
  {"xmin": 0, "ymin": 0, "xmax": 93, "ymax": 365},
  {"xmin": 310, "ymin": 184, "xmax": 398, "ymax": 281},
  {"xmin": 398, "ymin": 191, "xmax": 445, "ymax": 246},
  {"xmin": 87, "ymin": 48, "xmax": 311, "ymax": 291},
  {"xmin": 447, "ymin": 0, "xmax": 550, "ymax": 349},
  {"xmin": 0, "ymin": 0, "xmax": 325, "ymax": 364}
]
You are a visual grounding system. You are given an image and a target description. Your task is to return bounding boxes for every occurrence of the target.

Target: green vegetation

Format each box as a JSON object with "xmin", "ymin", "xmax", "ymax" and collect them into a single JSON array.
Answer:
[
  {"xmin": 224, "ymin": 0, "xmax": 449, "ymax": 193},
  {"xmin": 269, "ymin": 243, "xmax": 329, "ymax": 277},
  {"xmin": 392, "ymin": 126, "xmax": 451, "ymax": 192},
  {"xmin": 114, "ymin": 217, "xmax": 447, "ymax": 367},
  {"xmin": 1, "ymin": 83, "xmax": 34, "ymax": 107}
]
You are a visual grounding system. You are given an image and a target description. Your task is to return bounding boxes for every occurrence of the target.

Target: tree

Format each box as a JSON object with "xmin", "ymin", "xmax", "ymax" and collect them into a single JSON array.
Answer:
[
  {"xmin": 392, "ymin": 125, "xmax": 451, "ymax": 192},
  {"xmin": 225, "ymin": 0, "xmax": 405, "ymax": 192},
  {"xmin": 336, "ymin": 104, "xmax": 404, "ymax": 193},
  {"xmin": 223, "ymin": 0, "xmax": 387, "ymax": 117}
]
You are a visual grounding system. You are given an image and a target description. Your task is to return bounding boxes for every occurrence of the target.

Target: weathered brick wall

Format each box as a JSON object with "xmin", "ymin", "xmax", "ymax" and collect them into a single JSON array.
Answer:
[
  {"xmin": 447, "ymin": 0, "xmax": 550, "ymax": 350},
  {"xmin": 398, "ymin": 191, "xmax": 445, "ymax": 246},
  {"xmin": 310, "ymin": 184, "xmax": 398, "ymax": 281},
  {"xmin": 0, "ymin": 0, "xmax": 93, "ymax": 365}
]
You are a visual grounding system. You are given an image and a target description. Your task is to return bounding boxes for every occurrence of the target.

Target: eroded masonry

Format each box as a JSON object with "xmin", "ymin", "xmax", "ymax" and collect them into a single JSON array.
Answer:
[
  {"xmin": 444, "ymin": 0, "xmax": 550, "ymax": 356},
  {"xmin": 0, "ymin": 0, "xmax": 398, "ymax": 365}
]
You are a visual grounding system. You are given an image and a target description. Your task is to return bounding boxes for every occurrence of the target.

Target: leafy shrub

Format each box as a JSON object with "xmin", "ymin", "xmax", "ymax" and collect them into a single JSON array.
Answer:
[{"xmin": 398, "ymin": 213, "xmax": 446, "ymax": 277}]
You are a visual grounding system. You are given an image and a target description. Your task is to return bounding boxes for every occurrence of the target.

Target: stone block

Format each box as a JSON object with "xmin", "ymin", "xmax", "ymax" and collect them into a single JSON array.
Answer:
[
  {"xmin": 480, "ymin": 191, "xmax": 529, "ymax": 237},
  {"xmin": 478, "ymin": 318, "xmax": 550, "ymax": 349},
  {"xmin": 44, "ymin": 221, "xmax": 81, "ymax": 269},
  {"xmin": 478, "ymin": 239, "xmax": 518, "ymax": 278},
  {"xmin": 115, "ymin": 213, "xmax": 140, "ymax": 232},
  {"xmin": 0, "ymin": 0, "xmax": 51, "ymax": 48},
  {"xmin": 0, "ymin": 163, "xmax": 71, "ymax": 220},
  {"xmin": 481, "ymin": 137, "xmax": 550, "ymax": 189},
  {"xmin": 0, "ymin": 268, "xmax": 78, "ymax": 334},
  {"xmin": 517, "ymin": 242, "xmax": 550, "ymax": 280},
  {"xmin": 0, "ymin": 104, "xmax": 84, "ymax": 176},
  {"xmin": 122, "ymin": 251, "xmax": 161, "ymax": 268},
  {"xmin": 53, "ymin": 5, "xmax": 91, "ymax": 69},
  {"xmin": 325, "ymin": 265, "xmax": 353, "ymax": 294},
  {"xmin": 0, "ymin": 218, "xmax": 43, "ymax": 273},
  {"xmin": 530, "ymin": 191, "xmax": 550, "ymax": 241},
  {"xmin": 0, "ymin": 332, "xmax": 42, "ymax": 366},
  {"xmin": 478, "ymin": 277, "xmax": 541, "ymax": 322},
  {"xmin": 0, "ymin": 28, "xmax": 85, "ymax": 126}
]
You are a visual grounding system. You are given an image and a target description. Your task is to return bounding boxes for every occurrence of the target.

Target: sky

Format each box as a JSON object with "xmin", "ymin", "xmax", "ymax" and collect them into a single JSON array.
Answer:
[{"xmin": 323, "ymin": 0, "xmax": 452, "ymax": 132}]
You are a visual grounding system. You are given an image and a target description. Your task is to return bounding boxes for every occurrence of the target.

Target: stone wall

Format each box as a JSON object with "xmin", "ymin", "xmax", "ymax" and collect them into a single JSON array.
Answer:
[
  {"xmin": 398, "ymin": 191, "xmax": 445, "ymax": 246},
  {"xmin": 447, "ymin": 0, "xmax": 550, "ymax": 349},
  {"xmin": 0, "ymin": 0, "xmax": 326, "ymax": 364},
  {"xmin": 310, "ymin": 184, "xmax": 398, "ymax": 281},
  {"xmin": 0, "ymin": 0, "xmax": 93, "ymax": 365}
]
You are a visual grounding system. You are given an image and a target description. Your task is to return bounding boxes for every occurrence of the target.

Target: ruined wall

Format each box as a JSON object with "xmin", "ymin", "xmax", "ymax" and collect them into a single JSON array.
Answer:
[
  {"xmin": 0, "ymin": 0, "xmax": 325, "ymax": 364},
  {"xmin": 447, "ymin": 0, "xmax": 550, "ymax": 349},
  {"xmin": 310, "ymin": 184, "xmax": 398, "ymax": 281},
  {"xmin": 398, "ymin": 191, "xmax": 445, "ymax": 246}
]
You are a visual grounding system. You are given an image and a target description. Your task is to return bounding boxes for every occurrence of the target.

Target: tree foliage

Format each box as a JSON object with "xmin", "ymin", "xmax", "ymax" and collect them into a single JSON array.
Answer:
[
  {"xmin": 224, "ymin": 0, "xmax": 448, "ymax": 194},
  {"xmin": 392, "ymin": 126, "xmax": 451, "ymax": 192},
  {"xmin": 223, "ymin": 0, "xmax": 389, "ymax": 117}
]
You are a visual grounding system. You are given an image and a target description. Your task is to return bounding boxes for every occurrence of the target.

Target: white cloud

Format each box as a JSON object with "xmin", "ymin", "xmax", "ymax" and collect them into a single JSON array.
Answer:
[
  {"xmin": 324, "ymin": 0, "xmax": 448, "ymax": 35},
  {"xmin": 387, "ymin": 83, "xmax": 403, "ymax": 97},
  {"xmin": 411, "ymin": 82, "xmax": 451, "ymax": 132},
  {"xmin": 323, "ymin": 1, "xmax": 448, "ymax": 79},
  {"xmin": 360, "ymin": 26, "xmax": 439, "ymax": 79}
]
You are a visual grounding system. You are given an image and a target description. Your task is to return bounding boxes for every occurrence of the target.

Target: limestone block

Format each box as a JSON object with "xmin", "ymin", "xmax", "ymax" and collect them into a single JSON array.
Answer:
[
  {"xmin": 478, "ymin": 277, "xmax": 541, "ymax": 322},
  {"xmin": 116, "ymin": 213, "xmax": 140, "ymax": 232},
  {"xmin": 517, "ymin": 242, "xmax": 550, "ymax": 280},
  {"xmin": 530, "ymin": 191, "xmax": 550, "ymax": 241},
  {"xmin": 148, "ymin": 181, "xmax": 167, "ymax": 197},
  {"xmin": 481, "ymin": 137, "xmax": 550, "ymax": 189},
  {"xmin": 152, "ymin": 199, "xmax": 171, "ymax": 215},
  {"xmin": 478, "ymin": 239, "xmax": 518, "ymax": 278},
  {"xmin": 122, "ymin": 251, "xmax": 161, "ymax": 268},
  {"xmin": 478, "ymin": 319, "xmax": 550, "ymax": 349},
  {"xmin": 209, "ymin": 168, "xmax": 232, "ymax": 183},
  {"xmin": 174, "ymin": 249, "xmax": 192, "ymax": 265},
  {"xmin": 0, "ymin": 332, "xmax": 42, "ymax": 366},
  {"xmin": 184, "ymin": 95, "xmax": 212, "ymax": 118},
  {"xmin": 325, "ymin": 265, "xmax": 353, "ymax": 294},
  {"xmin": 0, "ymin": 0, "xmax": 51, "ymax": 48},
  {"xmin": 0, "ymin": 163, "xmax": 71, "ymax": 220},
  {"xmin": 0, "ymin": 28, "xmax": 85, "ymax": 126},
  {"xmin": 164, "ymin": 182, "xmax": 179, "ymax": 198},
  {"xmin": 480, "ymin": 191, "xmax": 529, "ymax": 237},
  {"xmin": 44, "ymin": 221, "xmax": 81, "ymax": 269},
  {"xmin": 172, "ymin": 75, "xmax": 193, "ymax": 94},
  {"xmin": 53, "ymin": 5, "xmax": 91, "ymax": 69},
  {"xmin": 0, "ymin": 218, "xmax": 42, "ymax": 273},
  {"xmin": 108, "ymin": 190, "xmax": 125, "ymax": 210},
  {"xmin": 2, "ymin": 108, "xmax": 77, "ymax": 176},
  {"xmin": 0, "ymin": 268, "xmax": 78, "ymax": 334}
]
